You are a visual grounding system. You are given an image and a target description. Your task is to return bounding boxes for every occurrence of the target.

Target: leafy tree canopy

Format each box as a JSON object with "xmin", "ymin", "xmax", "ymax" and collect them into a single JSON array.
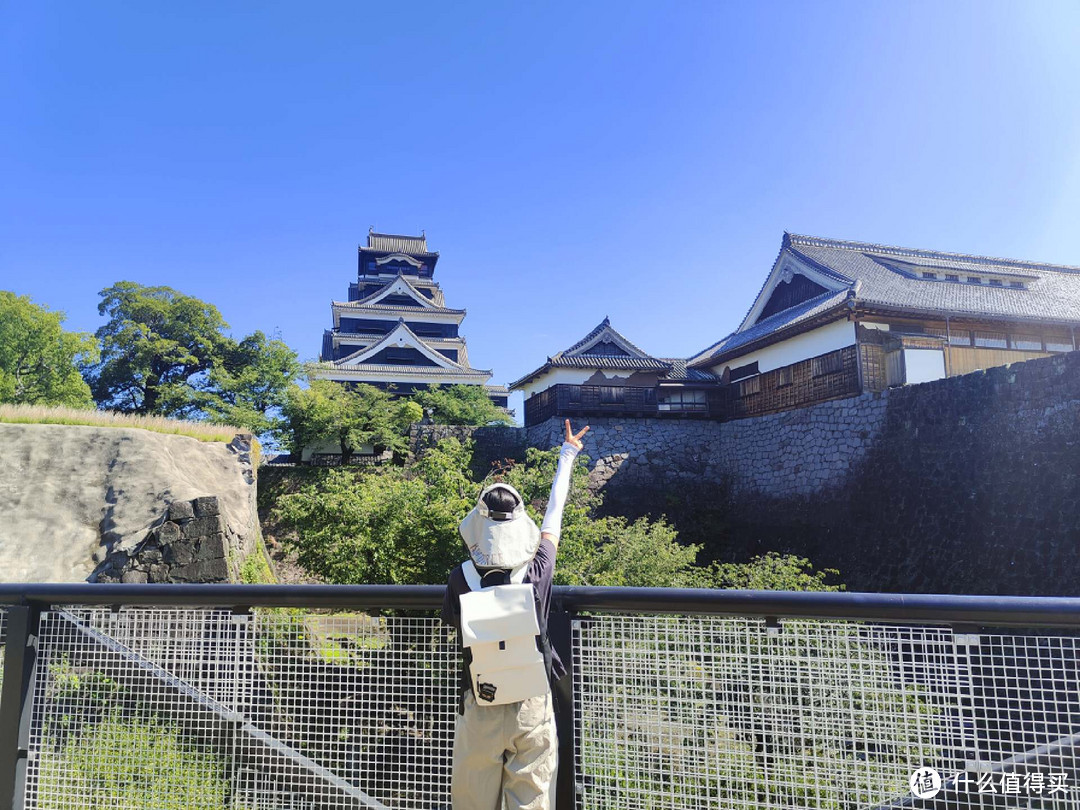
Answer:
[
  {"xmin": 281, "ymin": 378, "xmax": 419, "ymax": 463},
  {"xmin": 86, "ymin": 282, "xmax": 299, "ymax": 436},
  {"xmin": 0, "ymin": 291, "xmax": 98, "ymax": 408},
  {"xmin": 271, "ymin": 438, "xmax": 845, "ymax": 590},
  {"xmin": 271, "ymin": 437, "xmax": 474, "ymax": 584},
  {"xmin": 199, "ymin": 330, "xmax": 301, "ymax": 437},
  {"xmin": 410, "ymin": 384, "xmax": 513, "ymax": 426}
]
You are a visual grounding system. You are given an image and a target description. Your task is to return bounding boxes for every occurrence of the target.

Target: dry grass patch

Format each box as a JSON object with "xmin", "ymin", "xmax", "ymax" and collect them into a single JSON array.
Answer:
[{"xmin": 0, "ymin": 403, "xmax": 243, "ymax": 443}]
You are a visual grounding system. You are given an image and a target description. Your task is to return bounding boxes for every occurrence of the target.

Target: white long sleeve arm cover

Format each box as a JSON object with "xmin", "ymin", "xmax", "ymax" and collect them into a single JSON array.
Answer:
[{"xmin": 540, "ymin": 441, "xmax": 580, "ymax": 540}]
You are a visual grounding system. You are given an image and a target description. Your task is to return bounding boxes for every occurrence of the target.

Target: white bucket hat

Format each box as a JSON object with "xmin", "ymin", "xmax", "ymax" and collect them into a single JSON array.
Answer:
[{"xmin": 458, "ymin": 483, "xmax": 541, "ymax": 570}]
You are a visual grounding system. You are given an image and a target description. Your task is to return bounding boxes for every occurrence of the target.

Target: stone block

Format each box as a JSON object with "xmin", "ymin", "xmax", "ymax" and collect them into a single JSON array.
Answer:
[
  {"xmin": 157, "ymin": 521, "xmax": 182, "ymax": 544},
  {"xmin": 168, "ymin": 500, "xmax": 195, "ymax": 522},
  {"xmin": 164, "ymin": 541, "xmax": 195, "ymax": 566},
  {"xmin": 196, "ymin": 534, "xmax": 227, "ymax": 561},
  {"xmin": 170, "ymin": 558, "xmax": 229, "ymax": 583},
  {"xmin": 193, "ymin": 496, "xmax": 220, "ymax": 517},
  {"xmin": 121, "ymin": 570, "xmax": 148, "ymax": 584},
  {"xmin": 148, "ymin": 563, "xmax": 170, "ymax": 582},
  {"xmin": 182, "ymin": 515, "xmax": 224, "ymax": 539}
]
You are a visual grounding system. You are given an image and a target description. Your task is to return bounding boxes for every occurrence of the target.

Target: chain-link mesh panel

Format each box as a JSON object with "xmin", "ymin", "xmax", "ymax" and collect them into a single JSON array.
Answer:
[
  {"xmin": 573, "ymin": 616, "xmax": 1080, "ymax": 809},
  {"xmin": 22, "ymin": 607, "xmax": 458, "ymax": 810}
]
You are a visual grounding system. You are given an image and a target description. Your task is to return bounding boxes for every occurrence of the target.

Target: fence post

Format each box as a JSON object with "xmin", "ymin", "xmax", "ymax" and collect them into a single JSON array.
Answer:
[
  {"xmin": 0, "ymin": 605, "xmax": 41, "ymax": 810},
  {"xmin": 548, "ymin": 609, "xmax": 576, "ymax": 810}
]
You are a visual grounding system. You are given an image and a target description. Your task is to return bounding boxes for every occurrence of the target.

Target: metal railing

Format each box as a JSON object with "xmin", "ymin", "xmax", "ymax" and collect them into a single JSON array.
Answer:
[{"xmin": 3, "ymin": 585, "xmax": 1080, "ymax": 808}]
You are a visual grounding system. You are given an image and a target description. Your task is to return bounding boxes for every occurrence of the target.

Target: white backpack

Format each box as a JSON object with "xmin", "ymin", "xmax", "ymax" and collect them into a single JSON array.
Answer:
[{"xmin": 458, "ymin": 561, "xmax": 551, "ymax": 705}]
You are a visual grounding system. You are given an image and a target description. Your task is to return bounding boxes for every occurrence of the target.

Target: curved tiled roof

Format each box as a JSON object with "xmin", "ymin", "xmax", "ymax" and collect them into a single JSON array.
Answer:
[
  {"xmin": 332, "ymin": 320, "xmax": 485, "ymax": 374},
  {"xmin": 509, "ymin": 317, "xmax": 672, "ymax": 389},
  {"xmin": 660, "ymin": 358, "xmax": 720, "ymax": 382},
  {"xmin": 693, "ymin": 232, "xmax": 1080, "ymax": 367},
  {"xmin": 332, "ymin": 300, "xmax": 465, "ymax": 316},
  {"xmin": 785, "ymin": 233, "xmax": 1080, "ymax": 324},
  {"xmin": 347, "ymin": 272, "xmax": 455, "ymax": 311},
  {"xmin": 315, "ymin": 362, "xmax": 490, "ymax": 378}
]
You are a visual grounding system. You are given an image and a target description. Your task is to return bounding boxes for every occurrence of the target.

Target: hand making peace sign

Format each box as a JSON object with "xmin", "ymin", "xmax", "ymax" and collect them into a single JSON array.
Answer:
[{"xmin": 564, "ymin": 419, "xmax": 590, "ymax": 451}]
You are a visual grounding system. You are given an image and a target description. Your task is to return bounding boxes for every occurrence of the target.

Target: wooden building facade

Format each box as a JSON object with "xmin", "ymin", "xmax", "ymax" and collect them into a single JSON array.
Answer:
[{"xmin": 514, "ymin": 234, "xmax": 1080, "ymax": 426}]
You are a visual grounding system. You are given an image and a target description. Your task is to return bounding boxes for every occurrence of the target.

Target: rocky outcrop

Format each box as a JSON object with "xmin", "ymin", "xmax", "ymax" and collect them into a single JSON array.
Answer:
[{"xmin": 0, "ymin": 424, "xmax": 258, "ymax": 582}]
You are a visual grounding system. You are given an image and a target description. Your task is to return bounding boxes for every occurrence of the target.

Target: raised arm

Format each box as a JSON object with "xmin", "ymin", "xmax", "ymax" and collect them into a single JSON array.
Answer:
[{"xmin": 539, "ymin": 419, "xmax": 589, "ymax": 549}]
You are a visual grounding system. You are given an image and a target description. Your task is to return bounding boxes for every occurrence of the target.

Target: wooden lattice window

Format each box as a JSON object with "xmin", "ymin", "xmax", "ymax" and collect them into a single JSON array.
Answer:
[
  {"xmin": 811, "ymin": 351, "xmax": 843, "ymax": 377},
  {"xmin": 739, "ymin": 376, "xmax": 761, "ymax": 396},
  {"xmin": 776, "ymin": 366, "xmax": 794, "ymax": 387}
]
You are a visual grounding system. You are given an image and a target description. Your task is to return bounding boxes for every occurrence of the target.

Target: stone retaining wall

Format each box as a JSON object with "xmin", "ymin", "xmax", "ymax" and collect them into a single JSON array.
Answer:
[{"xmin": 93, "ymin": 496, "xmax": 233, "ymax": 583}]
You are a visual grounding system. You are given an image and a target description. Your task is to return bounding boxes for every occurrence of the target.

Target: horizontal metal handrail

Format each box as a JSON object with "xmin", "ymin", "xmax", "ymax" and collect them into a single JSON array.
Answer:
[{"xmin": 2, "ymin": 583, "xmax": 1080, "ymax": 627}]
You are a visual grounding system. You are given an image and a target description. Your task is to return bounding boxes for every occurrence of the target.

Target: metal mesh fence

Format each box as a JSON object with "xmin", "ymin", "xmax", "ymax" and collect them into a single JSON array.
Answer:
[
  {"xmin": 10, "ymin": 604, "xmax": 1080, "ymax": 809},
  {"xmin": 21, "ymin": 607, "xmax": 457, "ymax": 810},
  {"xmin": 572, "ymin": 615, "xmax": 1080, "ymax": 809}
]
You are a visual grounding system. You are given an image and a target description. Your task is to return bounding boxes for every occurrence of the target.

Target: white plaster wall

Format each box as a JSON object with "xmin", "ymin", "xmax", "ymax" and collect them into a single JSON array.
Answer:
[
  {"xmin": 904, "ymin": 348, "xmax": 947, "ymax": 384},
  {"xmin": 709, "ymin": 319, "xmax": 857, "ymax": 375}
]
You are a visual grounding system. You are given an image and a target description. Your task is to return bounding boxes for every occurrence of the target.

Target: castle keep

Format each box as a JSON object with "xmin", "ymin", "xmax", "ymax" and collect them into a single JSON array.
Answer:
[{"xmin": 312, "ymin": 230, "xmax": 509, "ymax": 406}]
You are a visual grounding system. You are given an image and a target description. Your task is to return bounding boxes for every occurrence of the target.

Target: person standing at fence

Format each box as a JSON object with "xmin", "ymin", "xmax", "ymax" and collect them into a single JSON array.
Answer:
[{"xmin": 442, "ymin": 418, "xmax": 588, "ymax": 810}]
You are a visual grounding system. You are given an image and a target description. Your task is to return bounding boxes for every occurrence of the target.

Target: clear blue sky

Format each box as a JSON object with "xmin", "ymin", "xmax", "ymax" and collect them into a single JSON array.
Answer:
[{"xmin": 3, "ymin": 1, "xmax": 1080, "ymax": 421}]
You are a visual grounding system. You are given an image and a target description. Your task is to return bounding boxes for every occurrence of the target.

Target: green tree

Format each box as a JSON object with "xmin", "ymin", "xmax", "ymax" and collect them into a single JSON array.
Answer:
[
  {"xmin": 494, "ymin": 446, "xmax": 702, "ymax": 587},
  {"xmin": 87, "ymin": 283, "xmax": 299, "ymax": 434},
  {"xmin": 272, "ymin": 438, "xmax": 474, "ymax": 583},
  {"xmin": 199, "ymin": 330, "xmax": 300, "ymax": 436},
  {"xmin": 0, "ymin": 291, "xmax": 98, "ymax": 408},
  {"xmin": 88, "ymin": 282, "xmax": 232, "ymax": 415},
  {"xmin": 410, "ymin": 384, "xmax": 513, "ymax": 425},
  {"xmin": 281, "ymin": 379, "xmax": 413, "ymax": 463}
]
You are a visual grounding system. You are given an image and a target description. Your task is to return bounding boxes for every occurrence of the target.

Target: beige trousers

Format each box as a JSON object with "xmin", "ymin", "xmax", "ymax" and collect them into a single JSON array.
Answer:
[{"xmin": 451, "ymin": 689, "xmax": 558, "ymax": 810}]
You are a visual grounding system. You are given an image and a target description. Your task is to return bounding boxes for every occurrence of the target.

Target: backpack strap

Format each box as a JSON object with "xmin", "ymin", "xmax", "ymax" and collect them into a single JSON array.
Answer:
[{"xmin": 463, "ymin": 559, "xmax": 528, "ymax": 588}]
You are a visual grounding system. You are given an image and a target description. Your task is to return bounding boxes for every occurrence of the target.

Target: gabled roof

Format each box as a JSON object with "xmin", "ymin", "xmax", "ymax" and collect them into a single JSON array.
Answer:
[
  {"xmin": 691, "ymin": 232, "xmax": 1080, "ymax": 368},
  {"xmin": 351, "ymin": 272, "xmax": 442, "ymax": 309},
  {"xmin": 509, "ymin": 317, "xmax": 672, "ymax": 389},
  {"xmin": 360, "ymin": 230, "xmax": 437, "ymax": 257},
  {"xmin": 332, "ymin": 319, "xmax": 488, "ymax": 374}
]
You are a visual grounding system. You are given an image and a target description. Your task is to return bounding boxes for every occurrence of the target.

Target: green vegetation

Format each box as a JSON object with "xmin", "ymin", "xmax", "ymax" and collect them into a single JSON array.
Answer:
[
  {"xmin": 0, "ymin": 291, "xmax": 98, "ymax": 408},
  {"xmin": 280, "ymin": 378, "xmax": 420, "ymax": 464},
  {"xmin": 270, "ymin": 437, "xmax": 843, "ymax": 589},
  {"xmin": 39, "ymin": 713, "xmax": 231, "ymax": 809},
  {"xmin": 410, "ymin": 383, "xmax": 513, "ymax": 426},
  {"xmin": 37, "ymin": 657, "xmax": 233, "ymax": 810},
  {"xmin": 239, "ymin": 540, "xmax": 277, "ymax": 584},
  {"xmin": 271, "ymin": 437, "xmax": 473, "ymax": 584},
  {"xmin": 699, "ymin": 551, "xmax": 843, "ymax": 591},
  {"xmin": 0, "ymin": 403, "xmax": 246, "ymax": 443},
  {"xmin": 85, "ymin": 282, "xmax": 299, "ymax": 437}
]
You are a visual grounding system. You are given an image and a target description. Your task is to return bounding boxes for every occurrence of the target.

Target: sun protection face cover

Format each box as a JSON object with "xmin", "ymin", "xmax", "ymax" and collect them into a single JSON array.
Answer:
[{"xmin": 458, "ymin": 483, "xmax": 541, "ymax": 570}]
